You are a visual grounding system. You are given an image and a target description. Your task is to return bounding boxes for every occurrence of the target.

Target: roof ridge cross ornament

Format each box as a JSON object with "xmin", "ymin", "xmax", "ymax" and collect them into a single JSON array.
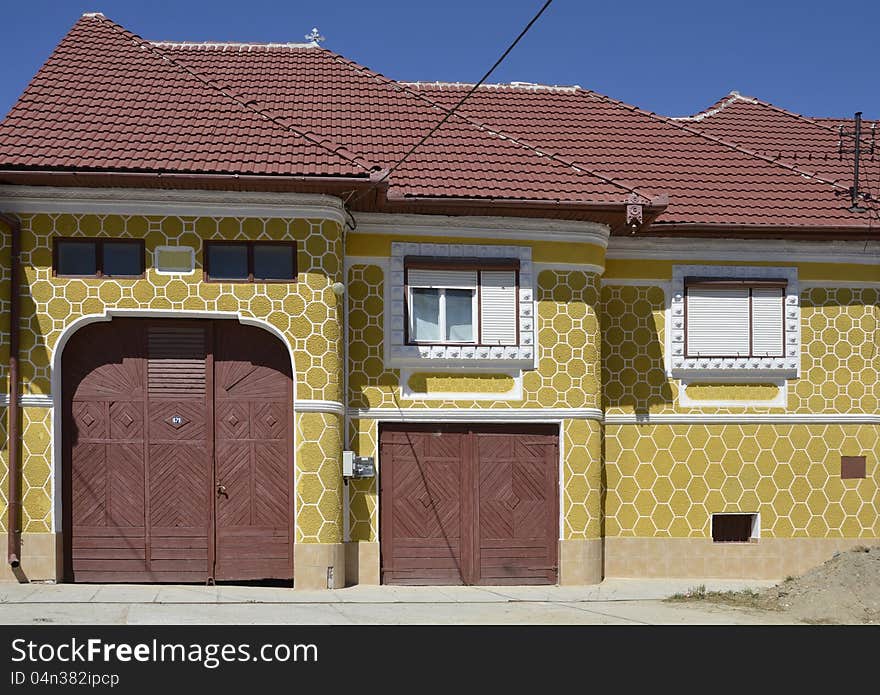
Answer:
[{"xmin": 305, "ymin": 27, "xmax": 325, "ymax": 45}]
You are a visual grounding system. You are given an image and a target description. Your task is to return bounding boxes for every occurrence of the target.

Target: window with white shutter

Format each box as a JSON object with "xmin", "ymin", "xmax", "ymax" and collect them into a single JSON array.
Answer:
[
  {"xmin": 405, "ymin": 260, "xmax": 519, "ymax": 346},
  {"xmin": 480, "ymin": 270, "xmax": 517, "ymax": 345},
  {"xmin": 685, "ymin": 280, "xmax": 786, "ymax": 358}
]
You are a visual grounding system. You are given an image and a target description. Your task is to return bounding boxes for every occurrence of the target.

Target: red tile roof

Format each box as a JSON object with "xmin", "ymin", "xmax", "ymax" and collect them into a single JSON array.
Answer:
[{"xmin": 0, "ymin": 13, "xmax": 876, "ymax": 233}]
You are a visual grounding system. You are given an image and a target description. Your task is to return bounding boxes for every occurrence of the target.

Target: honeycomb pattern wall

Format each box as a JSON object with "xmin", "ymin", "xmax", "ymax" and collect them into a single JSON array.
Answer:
[
  {"xmin": 347, "ymin": 264, "xmax": 601, "ymax": 410},
  {"xmin": 347, "ymin": 417, "xmax": 378, "ymax": 542},
  {"xmin": 601, "ymin": 285, "xmax": 676, "ymax": 415},
  {"xmin": 563, "ymin": 419, "xmax": 603, "ymax": 540},
  {"xmin": 791, "ymin": 287, "xmax": 879, "ymax": 414},
  {"xmin": 1, "ymin": 212, "xmax": 345, "ymax": 539},
  {"xmin": 296, "ymin": 412, "xmax": 344, "ymax": 543},
  {"xmin": 605, "ymin": 423, "xmax": 879, "ymax": 538}
]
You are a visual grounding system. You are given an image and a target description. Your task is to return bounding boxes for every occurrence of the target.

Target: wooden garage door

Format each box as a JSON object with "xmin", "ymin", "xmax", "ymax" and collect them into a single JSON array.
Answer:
[
  {"xmin": 380, "ymin": 424, "xmax": 558, "ymax": 585},
  {"xmin": 62, "ymin": 319, "xmax": 293, "ymax": 583}
]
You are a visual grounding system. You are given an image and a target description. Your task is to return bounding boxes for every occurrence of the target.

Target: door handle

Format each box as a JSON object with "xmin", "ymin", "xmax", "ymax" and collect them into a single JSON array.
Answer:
[{"xmin": 217, "ymin": 484, "xmax": 227, "ymax": 498}]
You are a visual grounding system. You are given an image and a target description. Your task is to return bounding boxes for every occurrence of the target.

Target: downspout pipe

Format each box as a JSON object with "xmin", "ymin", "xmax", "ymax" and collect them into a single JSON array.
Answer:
[{"xmin": 0, "ymin": 212, "xmax": 21, "ymax": 568}]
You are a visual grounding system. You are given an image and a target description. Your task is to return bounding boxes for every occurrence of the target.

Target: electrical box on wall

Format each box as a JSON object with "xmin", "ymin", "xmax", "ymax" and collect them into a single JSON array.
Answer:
[{"xmin": 343, "ymin": 451, "xmax": 375, "ymax": 479}]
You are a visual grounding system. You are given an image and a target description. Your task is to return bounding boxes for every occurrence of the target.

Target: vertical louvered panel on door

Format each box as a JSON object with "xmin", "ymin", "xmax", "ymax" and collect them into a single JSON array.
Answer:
[
  {"xmin": 146, "ymin": 323, "xmax": 212, "ymax": 581},
  {"xmin": 751, "ymin": 287, "xmax": 784, "ymax": 356},
  {"xmin": 479, "ymin": 270, "xmax": 517, "ymax": 345},
  {"xmin": 686, "ymin": 287, "xmax": 750, "ymax": 356}
]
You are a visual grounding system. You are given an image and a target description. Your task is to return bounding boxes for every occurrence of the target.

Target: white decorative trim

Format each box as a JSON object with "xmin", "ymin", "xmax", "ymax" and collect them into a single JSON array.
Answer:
[
  {"xmin": 399, "ymin": 368, "xmax": 523, "ymax": 401},
  {"xmin": 607, "ymin": 236, "xmax": 880, "ymax": 266},
  {"xmin": 668, "ymin": 265, "xmax": 800, "ymax": 378},
  {"xmin": 0, "ymin": 394, "xmax": 54, "ymax": 408},
  {"xmin": 388, "ymin": 241, "xmax": 536, "ymax": 368},
  {"xmin": 601, "ymin": 278, "xmax": 671, "ymax": 287},
  {"xmin": 154, "ymin": 245, "xmax": 196, "ymax": 275},
  {"xmin": 801, "ymin": 281, "xmax": 880, "ymax": 288},
  {"xmin": 0, "ymin": 185, "xmax": 346, "ymax": 225},
  {"xmin": 605, "ymin": 413, "xmax": 880, "ymax": 425},
  {"xmin": 533, "ymin": 262, "xmax": 605, "ymax": 274},
  {"xmin": 350, "ymin": 407, "xmax": 604, "ymax": 422},
  {"xmin": 677, "ymin": 379, "xmax": 787, "ymax": 409},
  {"xmin": 294, "ymin": 399, "xmax": 345, "ymax": 417},
  {"xmin": 352, "ymin": 212, "xmax": 610, "ymax": 246}
]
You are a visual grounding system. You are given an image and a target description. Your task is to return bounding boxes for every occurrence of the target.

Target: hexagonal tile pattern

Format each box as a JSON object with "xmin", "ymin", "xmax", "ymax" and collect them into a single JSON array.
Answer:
[
  {"xmin": 296, "ymin": 412, "xmax": 343, "ymax": 543},
  {"xmin": 2, "ymin": 212, "xmax": 344, "ymax": 540},
  {"xmin": 606, "ymin": 423, "xmax": 879, "ymax": 538}
]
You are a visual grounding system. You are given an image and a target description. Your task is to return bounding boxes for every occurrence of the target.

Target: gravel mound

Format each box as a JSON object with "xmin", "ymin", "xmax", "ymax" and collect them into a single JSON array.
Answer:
[{"xmin": 757, "ymin": 545, "xmax": 880, "ymax": 624}]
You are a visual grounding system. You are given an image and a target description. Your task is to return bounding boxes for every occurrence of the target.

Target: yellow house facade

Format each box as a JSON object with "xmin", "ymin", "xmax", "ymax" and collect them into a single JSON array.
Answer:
[{"xmin": 0, "ymin": 14, "xmax": 877, "ymax": 588}]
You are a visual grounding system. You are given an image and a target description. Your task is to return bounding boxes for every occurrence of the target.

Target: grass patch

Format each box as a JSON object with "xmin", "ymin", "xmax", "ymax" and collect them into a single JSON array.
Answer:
[{"xmin": 666, "ymin": 585, "xmax": 773, "ymax": 609}]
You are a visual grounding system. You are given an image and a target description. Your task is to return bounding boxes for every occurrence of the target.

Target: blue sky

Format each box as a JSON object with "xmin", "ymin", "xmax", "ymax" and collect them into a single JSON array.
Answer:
[{"xmin": 2, "ymin": 0, "xmax": 878, "ymax": 120}]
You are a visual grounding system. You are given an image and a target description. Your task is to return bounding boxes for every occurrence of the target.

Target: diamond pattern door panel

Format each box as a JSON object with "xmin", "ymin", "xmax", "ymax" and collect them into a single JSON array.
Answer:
[
  {"xmin": 380, "ymin": 424, "xmax": 558, "ymax": 586},
  {"xmin": 475, "ymin": 432, "xmax": 558, "ymax": 585},
  {"xmin": 63, "ymin": 320, "xmax": 149, "ymax": 582},
  {"xmin": 380, "ymin": 425, "xmax": 468, "ymax": 585},
  {"xmin": 64, "ymin": 318, "xmax": 293, "ymax": 583},
  {"xmin": 213, "ymin": 320, "xmax": 294, "ymax": 581}
]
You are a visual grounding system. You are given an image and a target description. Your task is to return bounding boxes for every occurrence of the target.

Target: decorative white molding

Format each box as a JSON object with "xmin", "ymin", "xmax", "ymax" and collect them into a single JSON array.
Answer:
[
  {"xmin": 677, "ymin": 379, "xmax": 787, "ymax": 409},
  {"xmin": 388, "ymin": 241, "xmax": 536, "ymax": 367},
  {"xmin": 399, "ymin": 368, "xmax": 523, "ymax": 401},
  {"xmin": 0, "ymin": 394, "xmax": 54, "ymax": 408},
  {"xmin": 352, "ymin": 212, "xmax": 610, "ymax": 246},
  {"xmin": 607, "ymin": 236, "xmax": 880, "ymax": 266},
  {"xmin": 605, "ymin": 413, "xmax": 880, "ymax": 425},
  {"xmin": 668, "ymin": 265, "xmax": 800, "ymax": 378},
  {"xmin": 294, "ymin": 400, "xmax": 346, "ymax": 417},
  {"xmin": 533, "ymin": 262, "xmax": 605, "ymax": 275},
  {"xmin": 0, "ymin": 185, "xmax": 347, "ymax": 225},
  {"xmin": 350, "ymin": 407, "xmax": 605, "ymax": 422},
  {"xmin": 601, "ymin": 278, "xmax": 671, "ymax": 287}
]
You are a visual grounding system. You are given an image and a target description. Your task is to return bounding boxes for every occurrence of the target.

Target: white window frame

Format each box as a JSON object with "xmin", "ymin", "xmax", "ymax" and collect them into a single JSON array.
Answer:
[
  {"xmin": 406, "ymin": 285, "xmax": 479, "ymax": 345},
  {"xmin": 388, "ymin": 241, "xmax": 535, "ymax": 368},
  {"xmin": 668, "ymin": 264, "xmax": 799, "ymax": 379}
]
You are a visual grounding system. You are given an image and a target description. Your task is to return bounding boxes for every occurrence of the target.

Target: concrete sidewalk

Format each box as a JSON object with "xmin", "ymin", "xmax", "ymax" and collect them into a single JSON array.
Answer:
[{"xmin": 0, "ymin": 578, "xmax": 791, "ymax": 624}]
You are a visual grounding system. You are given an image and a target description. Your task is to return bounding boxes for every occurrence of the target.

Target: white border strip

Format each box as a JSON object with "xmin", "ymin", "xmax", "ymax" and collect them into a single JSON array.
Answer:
[
  {"xmin": 294, "ymin": 399, "xmax": 346, "ymax": 417},
  {"xmin": 352, "ymin": 408, "xmax": 604, "ymax": 422},
  {"xmin": 678, "ymin": 379, "xmax": 787, "ymax": 409},
  {"xmin": 533, "ymin": 262, "xmax": 605, "ymax": 274},
  {"xmin": 352, "ymin": 212, "xmax": 610, "ymax": 246},
  {"xmin": 605, "ymin": 413, "xmax": 880, "ymax": 424},
  {"xmin": 398, "ymin": 368, "xmax": 523, "ymax": 401},
  {"xmin": 0, "ymin": 185, "xmax": 347, "ymax": 225},
  {"xmin": 607, "ymin": 236, "xmax": 880, "ymax": 265}
]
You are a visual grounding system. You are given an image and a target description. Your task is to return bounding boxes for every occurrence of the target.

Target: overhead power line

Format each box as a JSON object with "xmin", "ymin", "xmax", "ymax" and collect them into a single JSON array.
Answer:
[{"xmin": 345, "ymin": 0, "xmax": 553, "ymax": 213}]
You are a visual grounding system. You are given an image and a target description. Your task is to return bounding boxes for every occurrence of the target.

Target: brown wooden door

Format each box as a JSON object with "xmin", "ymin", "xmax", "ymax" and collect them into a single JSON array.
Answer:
[
  {"xmin": 380, "ymin": 424, "xmax": 558, "ymax": 586},
  {"xmin": 213, "ymin": 321, "xmax": 294, "ymax": 581},
  {"xmin": 63, "ymin": 318, "xmax": 293, "ymax": 583},
  {"xmin": 63, "ymin": 321, "xmax": 149, "ymax": 582},
  {"xmin": 144, "ymin": 322, "xmax": 213, "ymax": 581}
]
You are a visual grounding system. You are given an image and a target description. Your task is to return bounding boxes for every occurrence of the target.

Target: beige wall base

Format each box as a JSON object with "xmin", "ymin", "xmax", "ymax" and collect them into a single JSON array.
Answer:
[
  {"xmin": 294, "ymin": 543, "xmax": 346, "ymax": 590},
  {"xmin": 344, "ymin": 541, "xmax": 380, "ymax": 586},
  {"xmin": 0, "ymin": 533, "xmax": 61, "ymax": 583},
  {"xmin": 558, "ymin": 538, "xmax": 603, "ymax": 585},
  {"xmin": 605, "ymin": 537, "xmax": 879, "ymax": 580}
]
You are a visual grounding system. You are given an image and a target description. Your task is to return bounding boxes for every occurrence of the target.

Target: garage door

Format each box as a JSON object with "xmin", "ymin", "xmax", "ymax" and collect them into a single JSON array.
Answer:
[
  {"xmin": 61, "ymin": 319, "xmax": 293, "ymax": 583},
  {"xmin": 380, "ymin": 424, "xmax": 558, "ymax": 585}
]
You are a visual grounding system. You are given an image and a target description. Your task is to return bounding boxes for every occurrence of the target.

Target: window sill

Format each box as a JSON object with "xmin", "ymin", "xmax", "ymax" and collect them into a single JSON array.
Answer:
[{"xmin": 389, "ymin": 343, "xmax": 534, "ymax": 368}]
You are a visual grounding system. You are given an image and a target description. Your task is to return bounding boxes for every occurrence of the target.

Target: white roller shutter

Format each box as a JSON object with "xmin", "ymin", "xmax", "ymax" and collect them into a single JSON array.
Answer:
[
  {"xmin": 751, "ymin": 287, "xmax": 784, "ymax": 356},
  {"xmin": 686, "ymin": 287, "xmax": 750, "ymax": 356},
  {"xmin": 480, "ymin": 270, "xmax": 517, "ymax": 345},
  {"xmin": 407, "ymin": 269, "xmax": 477, "ymax": 289}
]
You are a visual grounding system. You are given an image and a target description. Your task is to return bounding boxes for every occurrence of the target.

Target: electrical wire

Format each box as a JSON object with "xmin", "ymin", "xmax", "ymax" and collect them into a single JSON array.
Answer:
[{"xmin": 344, "ymin": 0, "xmax": 553, "ymax": 218}]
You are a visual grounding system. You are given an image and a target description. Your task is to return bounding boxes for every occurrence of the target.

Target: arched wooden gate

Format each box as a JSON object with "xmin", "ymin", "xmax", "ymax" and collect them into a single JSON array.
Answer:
[{"xmin": 61, "ymin": 318, "xmax": 293, "ymax": 583}]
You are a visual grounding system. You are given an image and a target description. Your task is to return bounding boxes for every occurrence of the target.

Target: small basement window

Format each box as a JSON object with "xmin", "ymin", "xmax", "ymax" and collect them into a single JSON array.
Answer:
[
  {"xmin": 54, "ymin": 238, "xmax": 145, "ymax": 278},
  {"xmin": 711, "ymin": 513, "xmax": 759, "ymax": 543},
  {"xmin": 204, "ymin": 241, "xmax": 297, "ymax": 282},
  {"xmin": 155, "ymin": 246, "xmax": 195, "ymax": 275}
]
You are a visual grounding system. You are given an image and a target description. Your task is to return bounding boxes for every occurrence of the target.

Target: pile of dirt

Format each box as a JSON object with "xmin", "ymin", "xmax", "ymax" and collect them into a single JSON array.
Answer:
[
  {"xmin": 755, "ymin": 545, "xmax": 880, "ymax": 624},
  {"xmin": 669, "ymin": 545, "xmax": 880, "ymax": 624}
]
